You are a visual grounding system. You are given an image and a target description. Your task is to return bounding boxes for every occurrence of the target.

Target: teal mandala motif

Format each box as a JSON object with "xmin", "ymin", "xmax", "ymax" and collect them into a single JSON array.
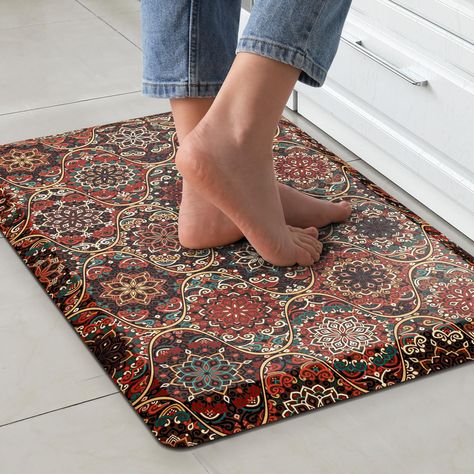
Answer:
[{"xmin": 169, "ymin": 352, "xmax": 244, "ymax": 396}]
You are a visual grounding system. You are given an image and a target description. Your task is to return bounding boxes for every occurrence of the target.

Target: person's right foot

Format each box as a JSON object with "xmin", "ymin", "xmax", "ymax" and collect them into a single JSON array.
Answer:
[{"xmin": 175, "ymin": 117, "xmax": 322, "ymax": 267}]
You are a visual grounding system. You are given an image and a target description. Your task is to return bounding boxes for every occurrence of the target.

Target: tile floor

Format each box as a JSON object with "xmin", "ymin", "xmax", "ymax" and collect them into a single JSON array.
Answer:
[{"xmin": 0, "ymin": 1, "xmax": 473, "ymax": 473}]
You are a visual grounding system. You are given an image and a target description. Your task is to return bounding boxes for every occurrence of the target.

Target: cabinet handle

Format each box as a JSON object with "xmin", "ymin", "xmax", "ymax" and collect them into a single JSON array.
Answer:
[{"xmin": 341, "ymin": 33, "xmax": 428, "ymax": 86}]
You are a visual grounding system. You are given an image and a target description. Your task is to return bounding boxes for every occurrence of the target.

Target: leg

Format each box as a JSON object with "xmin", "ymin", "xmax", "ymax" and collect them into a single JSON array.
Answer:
[
  {"xmin": 176, "ymin": 0, "xmax": 353, "ymax": 266},
  {"xmin": 171, "ymin": 97, "xmax": 244, "ymax": 248},
  {"xmin": 176, "ymin": 52, "xmax": 323, "ymax": 266},
  {"xmin": 171, "ymin": 97, "xmax": 352, "ymax": 248},
  {"xmin": 142, "ymin": 0, "xmax": 247, "ymax": 248},
  {"xmin": 142, "ymin": 0, "xmax": 352, "ymax": 265},
  {"xmin": 151, "ymin": 0, "xmax": 347, "ymax": 250}
]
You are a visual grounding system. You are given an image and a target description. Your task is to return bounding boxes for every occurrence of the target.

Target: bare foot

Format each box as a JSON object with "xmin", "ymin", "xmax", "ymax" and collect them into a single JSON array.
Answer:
[
  {"xmin": 279, "ymin": 184, "xmax": 352, "ymax": 228},
  {"xmin": 178, "ymin": 178, "xmax": 243, "ymax": 249},
  {"xmin": 177, "ymin": 173, "xmax": 352, "ymax": 249},
  {"xmin": 175, "ymin": 119, "xmax": 322, "ymax": 267}
]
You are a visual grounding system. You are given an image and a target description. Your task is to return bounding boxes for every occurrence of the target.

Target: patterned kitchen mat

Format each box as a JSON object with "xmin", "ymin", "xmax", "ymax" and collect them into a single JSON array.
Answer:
[{"xmin": 1, "ymin": 111, "xmax": 473, "ymax": 448}]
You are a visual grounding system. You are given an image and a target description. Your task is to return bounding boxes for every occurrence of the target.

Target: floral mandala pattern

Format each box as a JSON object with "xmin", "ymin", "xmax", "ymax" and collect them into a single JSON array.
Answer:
[
  {"xmin": 100, "ymin": 271, "xmax": 166, "ymax": 306},
  {"xmin": 106, "ymin": 126, "xmax": 162, "ymax": 150},
  {"xmin": 133, "ymin": 222, "xmax": 180, "ymax": 253},
  {"xmin": 30, "ymin": 254, "xmax": 66, "ymax": 292},
  {"xmin": 322, "ymin": 256, "xmax": 401, "ymax": 299},
  {"xmin": 234, "ymin": 244, "xmax": 275, "ymax": 272},
  {"xmin": 274, "ymin": 151, "xmax": 330, "ymax": 188},
  {"xmin": 0, "ymin": 112, "xmax": 472, "ymax": 448},
  {"xmin": 308, "ymin": 315, "xmax": 379, "ymax": 355},
  {"xmin": 0, "ymin": 147, "xmax": 50, "ymax": 172},
  {"xmin": 169, "ymin": 352, "xmax": 244, "ymax": 397},
  {"xmin": 86, "ymin": 330, "xmax": 133, "ymax": 375},
  {"xmin": 425, "ymin": 277, "xmax": 474, "ymax": 321},
  {"xmin": 282, "ymin": 384, "xmax": 349, "ymax": 417},
  {"xmin": 43, "ymin": 200, "xmax": 105, "ymax": 235},
  {"xmin": 330, "ymin": 202, "xmax": 431, "ymax": 260},
  {"xmin": 211, "ymin": 294, "xmax": 265, "ymax": 330},
  {"xmin": 74, "ymin": 162, "xmax": 136, "ymax": 188}
]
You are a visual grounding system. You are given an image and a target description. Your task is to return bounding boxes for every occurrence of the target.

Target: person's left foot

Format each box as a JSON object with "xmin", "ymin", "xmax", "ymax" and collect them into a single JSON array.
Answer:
[
  {"xmin": 278, "ymin": 183, "xmax": 352, "ymax": 229},
  {"xmin": 177, "ymin": 178, "xmax": 244, "ymax": 249}
]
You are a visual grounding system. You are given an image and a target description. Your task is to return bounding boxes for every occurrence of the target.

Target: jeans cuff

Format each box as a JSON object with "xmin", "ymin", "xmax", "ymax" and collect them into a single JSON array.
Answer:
[
  {"xmin": 235, "ymin": 36, "xmax": 328, "ymax": 88},
  {"xmin": 142, "ymin": 81, "xmax": 224, "ymax": 98}
]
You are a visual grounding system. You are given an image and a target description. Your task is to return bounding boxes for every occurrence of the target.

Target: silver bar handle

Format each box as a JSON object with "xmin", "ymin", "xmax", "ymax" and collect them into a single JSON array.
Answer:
[{"xmin": 340, "ymin": 33, "xmax": 428, "ymax": 87}]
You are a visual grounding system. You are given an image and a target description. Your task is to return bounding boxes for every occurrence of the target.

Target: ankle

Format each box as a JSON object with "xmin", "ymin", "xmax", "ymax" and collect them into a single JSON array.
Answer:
[
  {"xmin": 197, "ymin": 103, "xmax": 275, "ymax": 150},
  {"xmin": 232, "ymin": 121, "xmax": 275, "ymax": 150}
]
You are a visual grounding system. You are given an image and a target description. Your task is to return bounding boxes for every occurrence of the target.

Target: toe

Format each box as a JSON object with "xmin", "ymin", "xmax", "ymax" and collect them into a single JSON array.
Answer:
[
  {"xmin": 295, "ymin": 247, "xmax": 314, "ymax": 266},
  {"xmin": 337, "ymin": 201, "xmax": 352, "ymax": 214},
  {"xmin": 299, "ymin": 231, "xmax": 323, "ymax": 249},
  {"xmin": 289, "ymin": 225, "xmax": 319, "ymax": 239},
  {"xmin": 301, "ymin": 226, "xmax": 319, "ymax": 239},
  {"xmin": 297, "ymin": 234, "xmax": 322, "ymax": 259},
  {"xmin": 296, "ymin": 237, "xmax": 318, "ymax": 261}
]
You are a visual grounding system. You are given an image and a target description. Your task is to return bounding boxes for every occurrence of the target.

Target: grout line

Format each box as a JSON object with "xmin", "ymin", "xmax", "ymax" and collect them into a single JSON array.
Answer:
[
  {"xmin": 0, "ymin": 17, "xmax": 94, "ymax": 32},
  {"xmin": 0, "ymin": 392, "xmax": 119, "ymax": 429},
  {"xmin": 73, "ymin": 0, "xmax": 142, "ymax": 50},
  {"xmin": 0, "ymin": 91, "xmax": 141, "ymax": 117},
  {"xmin": 192, "ymin": 453, "xmax": 212, "ymax": 474}
]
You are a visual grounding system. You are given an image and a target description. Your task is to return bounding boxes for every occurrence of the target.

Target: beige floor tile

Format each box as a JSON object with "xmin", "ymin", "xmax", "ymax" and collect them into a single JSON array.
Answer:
[
  {"xmin": 0, "ymin": 18, "xmax": 142, "ymax": 115},
  {"xmin": 0, "ymin": 393, "xmax": 207, "ymax": 474},
  {"xmin": 96, "ymin": 9, "xmax": 141, "ymax": 47},
  {"xmin": 0, "ymin": 0, "xmax": 91, "ymax": 30},
  {"xmin": 0, "ymin": 91, "xmax": 170, "ymax": 145},
  {"xmin": 78, "ymin": 0, "xmax": 141, "ymax": 17},
  {"xmin": 77, "ymin": 0, "xmax": 141, "ymax": 47}
]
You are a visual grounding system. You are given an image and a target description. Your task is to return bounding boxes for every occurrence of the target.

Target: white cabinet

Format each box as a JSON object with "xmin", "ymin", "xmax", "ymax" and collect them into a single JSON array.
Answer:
[
  {"xmin": 295, "ymin": 0, "xmax": 474, "ymax": 240},
  {"xmin": 390, "ymin": 0, "xmax": 474, "ymax": 44}
]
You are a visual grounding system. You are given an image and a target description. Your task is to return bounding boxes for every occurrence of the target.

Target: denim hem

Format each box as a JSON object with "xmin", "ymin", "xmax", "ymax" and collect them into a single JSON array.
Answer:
[
  {"xmin": 235, "ymin": 36, "xmax": 328, "ymax": 88},
  {"xmin": 142, "ymin": 81, "xmax": 224, "ymax": 98}
]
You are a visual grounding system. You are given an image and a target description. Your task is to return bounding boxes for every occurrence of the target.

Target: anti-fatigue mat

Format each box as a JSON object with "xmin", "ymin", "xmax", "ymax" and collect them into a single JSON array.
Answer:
[{"xmin": 1, "ymin": 112, "xmax": 473, "ymax": 448}]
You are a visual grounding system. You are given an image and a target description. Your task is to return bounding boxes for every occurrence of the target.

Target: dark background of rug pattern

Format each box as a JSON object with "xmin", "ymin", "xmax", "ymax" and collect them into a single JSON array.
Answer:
[{"xmin": 0, "ymin": 111, "xmax": 473, "ymax": 448}]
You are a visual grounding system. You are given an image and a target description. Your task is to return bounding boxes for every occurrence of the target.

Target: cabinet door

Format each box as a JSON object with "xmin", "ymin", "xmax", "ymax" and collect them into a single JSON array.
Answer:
[
  {"xmin": 293, "ymin": 9, "xmax": 474, "ymax": 239},
  {"xmin": 389, "ymin": 0, "xmax": 474, "ymax": 43}
]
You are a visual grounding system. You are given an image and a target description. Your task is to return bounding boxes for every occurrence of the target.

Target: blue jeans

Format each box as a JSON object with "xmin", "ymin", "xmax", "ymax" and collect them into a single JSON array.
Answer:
[{"xmin": 141, "ymin": 0, "xmax": 352, "ymax": 98}]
